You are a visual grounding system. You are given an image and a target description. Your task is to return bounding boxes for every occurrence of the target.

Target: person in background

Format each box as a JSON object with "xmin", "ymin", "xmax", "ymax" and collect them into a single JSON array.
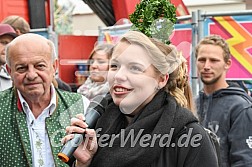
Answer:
[
  {"xmin": 0, "ymin": 33, "xmax": 90, "ymax": 167},
  {"xmin": 0, "ymin": 24, "xmax": 17, "ymax": 91},
  {"xmin": 2, "ymin": 15, "xmax": 72, "ymax": 92},
  {"xmin": 1, "ymin": 15, "xmax": 30, "ymax": 35},
  {"xmin": 53, "ymin": 77, "xmax": 72, "ymax": 92},
  {"xmin": 77, "ymin": 43, "xmax": 114, "ymax": 100},
  {"xmin": 62, "ymin": 31, "xmax": 219, "ymax": 167},
  {"xmin": 195, "ymin": 34, "xmax": 252, "ymax": 167}
]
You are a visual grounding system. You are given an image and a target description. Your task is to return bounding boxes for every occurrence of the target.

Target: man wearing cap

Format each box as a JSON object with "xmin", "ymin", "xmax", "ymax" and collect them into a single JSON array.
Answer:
[{"xmin": 0, "ymin": 23, "xmax": 17, "ymax": 91}]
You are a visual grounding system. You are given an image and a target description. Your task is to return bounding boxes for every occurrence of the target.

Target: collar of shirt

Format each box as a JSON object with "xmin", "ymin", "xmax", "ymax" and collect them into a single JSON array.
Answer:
[
  {"xmin": 17, "ymin": 84, "xmax": 57, "ymax": 125},
  {"xmin": 17, "ymin": 84, "xmax": 57, "ymax": 167}
]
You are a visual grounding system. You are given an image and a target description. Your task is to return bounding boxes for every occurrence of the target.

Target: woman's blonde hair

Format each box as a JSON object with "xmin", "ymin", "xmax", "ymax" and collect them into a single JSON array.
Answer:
[{"xmin": 149, "ymin": 39, "xmax": 196, "ymax": 114}]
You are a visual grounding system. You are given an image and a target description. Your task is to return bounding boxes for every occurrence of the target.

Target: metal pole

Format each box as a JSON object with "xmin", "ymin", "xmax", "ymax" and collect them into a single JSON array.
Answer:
[
  {"xmin": 99, "ymin": 24, "xmax": 132, "ymax": 31},
  {"xmin": 48, "ymin": 0, "xmax": 55, "ymax": 39},
  {"xmin": 49, "ymin": 0, "xmax": 54, "ymax": 29},
  {"xmin": 177, "ymin": 15, "xmax": 192, "ymax": 22},
  {"xmin": 202, "ymin": 10, "xmax": 252, "ymax": 17},
  {"xmin": 190, "ymin": 11, "xmax": 198, "ymax": 96},
  {"xmin": 197, "ymin": 10, "xmax": 204, "ymax": 46},
  {"xmin": 197, "ymin": 10, "xmax": 204, "ymax": 91}
]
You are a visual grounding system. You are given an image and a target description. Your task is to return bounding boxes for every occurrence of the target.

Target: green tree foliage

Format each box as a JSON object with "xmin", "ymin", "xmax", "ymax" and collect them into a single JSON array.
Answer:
[
  {"xmin": 54, "ymin": 0, "xmax": 74, "ymax": 34},
  {"xmin": 129, "ymin": 0, "xmax": 177, "ymax": 44}
]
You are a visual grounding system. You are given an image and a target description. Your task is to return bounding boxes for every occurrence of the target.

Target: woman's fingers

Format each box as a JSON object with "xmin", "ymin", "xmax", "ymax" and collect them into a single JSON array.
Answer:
[
  {"xmin": 73, "ymin": 129, "xmax": 98, "ymax": 164},
  {"xmin": 85, "ymin": 128, "xmax": 96, "ymax": 140},
  {"xmin": 62, "ymin": 114, "xmax": 98, "ymax": 165},
  {"xmin": 66, "ymin": 125, "xmax": 85, "ymax": 134},
  {"xmin": 84, "ymin": 129, "xmax": 98, "ymax": 151},
  {"xmin": 67, "ymin": 114, "xmax": 88, "ymax": 135},
  {"xmin": 61, "ymin": 134, "xmax": 74, "ymax": 144},
  {"xmin": 70, "ymin": 117, "xmax": 87, "ymax": 128},
  {"xmin": 61, "ymin": 128, "xmax": 96, "ymax": 145},
  {"xmin": 75, "ymin": 113, "xmax": 85, "ymax": 121}
]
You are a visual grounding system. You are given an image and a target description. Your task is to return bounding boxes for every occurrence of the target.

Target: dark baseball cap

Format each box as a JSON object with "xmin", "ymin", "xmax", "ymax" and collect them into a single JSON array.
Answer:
[{"xmin": 0, "ymin": 24, "xmax": 17, "ymax": 38}]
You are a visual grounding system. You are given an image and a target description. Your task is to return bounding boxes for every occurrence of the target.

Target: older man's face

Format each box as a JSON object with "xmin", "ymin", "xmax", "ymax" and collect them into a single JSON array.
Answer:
[{"xmin": 7, "ymin": 36, "xmax": 57, "ymax": 100}]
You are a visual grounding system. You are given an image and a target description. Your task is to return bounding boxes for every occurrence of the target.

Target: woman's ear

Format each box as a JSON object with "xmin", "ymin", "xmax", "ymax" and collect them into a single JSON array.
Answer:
[{"xmin": 158, "ymin": 73, "xmax": 169, "ymax": 89}]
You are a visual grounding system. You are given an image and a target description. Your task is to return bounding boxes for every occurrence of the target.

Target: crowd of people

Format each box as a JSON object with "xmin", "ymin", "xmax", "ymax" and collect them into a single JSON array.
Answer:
[{"xmin": 0, "ymin": 14, "xmax": 252, "ymax": 167}]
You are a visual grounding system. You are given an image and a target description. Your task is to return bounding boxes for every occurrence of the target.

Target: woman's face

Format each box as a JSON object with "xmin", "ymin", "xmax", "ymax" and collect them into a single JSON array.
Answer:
[
  {"xmin": 108, "ymin": 41, "xmax": 164, "ymax": 115},
  {"xmin": 89, "ymin": 51, "xmax": 110, "ymax": 83}
]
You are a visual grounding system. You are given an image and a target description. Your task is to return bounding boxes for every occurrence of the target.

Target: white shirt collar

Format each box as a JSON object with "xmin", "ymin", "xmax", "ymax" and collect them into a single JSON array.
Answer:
[{"xmin": 17, "ymin": 84, "xmax": 57, "ymax": 123}]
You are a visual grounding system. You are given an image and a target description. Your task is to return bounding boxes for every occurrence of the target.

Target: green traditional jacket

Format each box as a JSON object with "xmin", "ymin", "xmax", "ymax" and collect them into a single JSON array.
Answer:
[{"xmin": 0, "ymin": 88, "xmax": 85, "ymax": 167}]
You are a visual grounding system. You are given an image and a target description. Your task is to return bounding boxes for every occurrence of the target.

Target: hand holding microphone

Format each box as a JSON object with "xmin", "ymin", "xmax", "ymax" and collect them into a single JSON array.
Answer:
[
  {"xmin": 58, "ymin": 96, "xmax": 108, "ymax": 163},
  {"xmin": 62, "ymin": 115, "xmax": 98, "ymax": 166}
]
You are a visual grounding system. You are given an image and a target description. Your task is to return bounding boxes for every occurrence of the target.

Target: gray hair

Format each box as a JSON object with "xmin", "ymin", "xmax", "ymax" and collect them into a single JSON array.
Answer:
[{"xmin": 5, "ymin": 33, "xmax": 57, "ymax": 66}]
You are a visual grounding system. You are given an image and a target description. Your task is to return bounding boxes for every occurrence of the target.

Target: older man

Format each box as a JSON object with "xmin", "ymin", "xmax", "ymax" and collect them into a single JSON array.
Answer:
[
  {"xmin": 0, "ymin": 33, "xmax": 90, "ymax": 167},
  {"xmin": 0, "ymin": 23, "xmax": 17, "ymax": 90},
  {"xmin": 1, "ymin": 16, "xmax": 72, "ymax": 92}
]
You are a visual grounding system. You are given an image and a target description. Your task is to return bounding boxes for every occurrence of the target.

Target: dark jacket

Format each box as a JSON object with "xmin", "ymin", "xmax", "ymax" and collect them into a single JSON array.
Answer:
[
  {"xmin": 196, "ymin": 87, "xmax": 252, "ymax": 167},
  {"xmin": 152, "ymin": 122, "xmax": 219, "ymax": 167},
  {"xmin": 56, "ymin": 78, "xmax": 72, "ymax": 92},
  {"xmin": 90, "ymin": 90, "xmax": 219, "ymax": 167}
]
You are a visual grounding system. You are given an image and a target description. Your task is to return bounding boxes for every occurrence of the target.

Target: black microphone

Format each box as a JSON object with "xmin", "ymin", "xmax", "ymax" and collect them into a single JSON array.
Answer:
[{"xmin": 58, "ymin": 95, "xmax": 108, "ymax": 163}]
